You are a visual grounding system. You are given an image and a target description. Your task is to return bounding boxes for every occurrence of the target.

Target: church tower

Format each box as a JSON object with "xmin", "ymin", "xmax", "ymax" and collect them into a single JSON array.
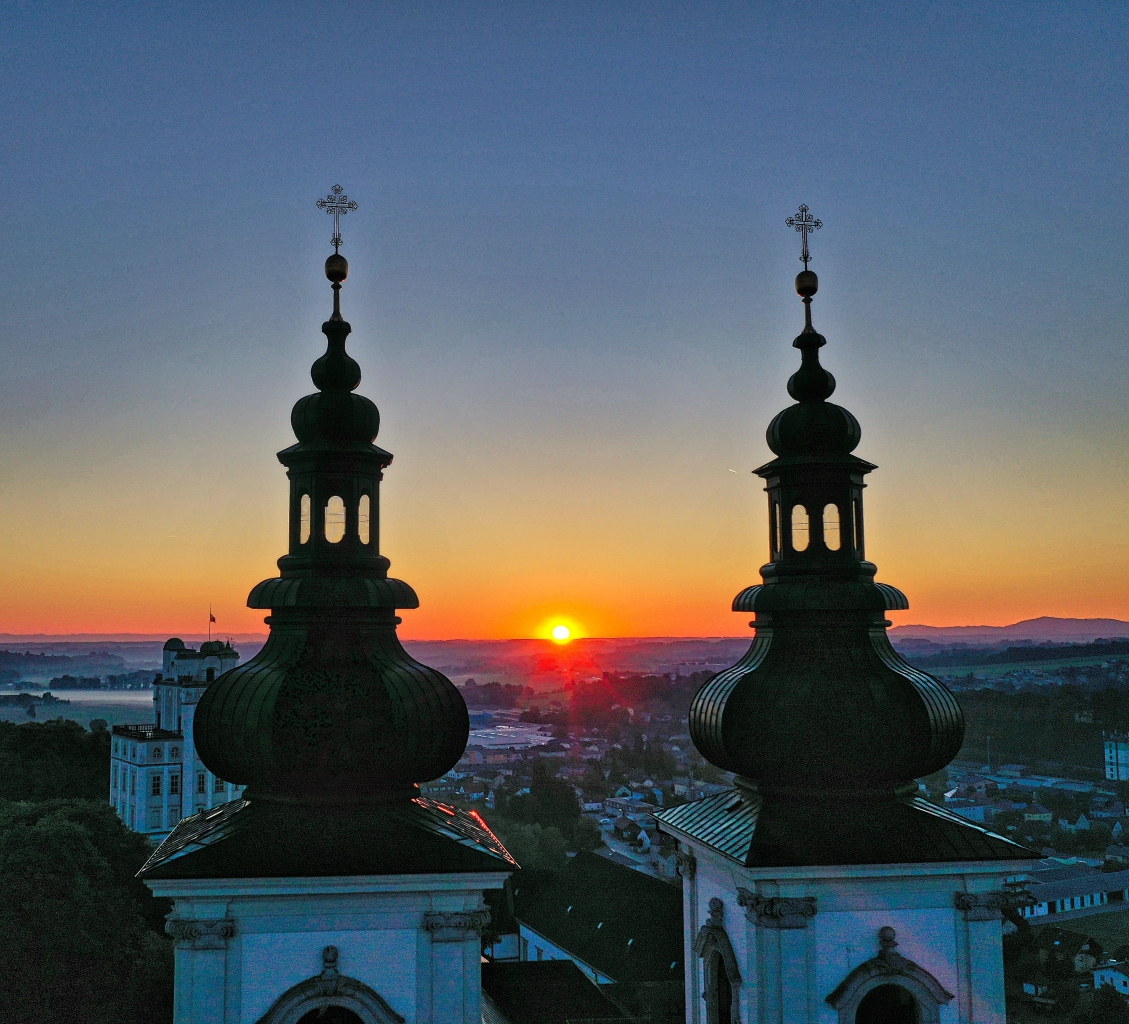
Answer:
[
  {"xmin": 141, "ymin": 188, "xmax": 515, "ymax": 1024},
  {"xmin": 656, "ymin": 208, "xmax": 1032, "ymax": 1024}
]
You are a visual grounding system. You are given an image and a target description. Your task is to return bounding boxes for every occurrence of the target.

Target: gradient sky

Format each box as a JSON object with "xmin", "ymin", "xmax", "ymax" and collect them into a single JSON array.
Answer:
[{"xmin": 1, "ymin": 3, "xmax": 1126, "ymax": 639}]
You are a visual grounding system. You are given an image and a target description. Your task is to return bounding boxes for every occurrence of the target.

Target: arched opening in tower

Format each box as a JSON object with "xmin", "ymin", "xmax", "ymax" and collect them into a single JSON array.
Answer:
[
  {"xmin": 855, "ymin": 983, "xmax": 919, "ymax": 1024},
  {"xmin": 297, "ymin": 1006, "xmax": 365, "ymax": 1024},
  {"xmin": 713, "ymin": 951, "xmax": 732, "ymax": 1024}
]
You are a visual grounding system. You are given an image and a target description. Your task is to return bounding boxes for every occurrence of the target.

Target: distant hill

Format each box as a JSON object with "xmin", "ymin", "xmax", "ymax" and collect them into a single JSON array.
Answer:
[
  {"xmin": 889, "ymin": 617, "xmax": 1129, "ymax": 648},
  {"xmin": 6, "ymin": 619, "xmax": 1128, "ymax": 679},
  {"xmin": 904, "ymin": 637, "xmax": 1129, "ymax": 671}
]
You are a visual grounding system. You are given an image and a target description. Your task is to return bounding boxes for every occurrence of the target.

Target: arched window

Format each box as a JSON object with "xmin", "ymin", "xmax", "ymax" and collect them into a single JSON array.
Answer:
[
  {"xmin": 694, "ymin": 898, "xmax": 741, "ymax": 1024},
  {"xmin": 853, "ymin": 496, "xmax": 864, "ymax": 555},
  {"xmin": 257, "ymin": 945, "xmax": 405, "ymax": 1024},
  {"xmin": 791, "ymin": 505, "xmax": 809, "ymax": 551},
  {"xmin": 358, "ymin": 494, "xmax": 371, "ymax": 545},
  {"xmin": 713, "ymin": 952, "xmax": 733, "ymax": 1024},
  {"xmin": 828, "ymin": 928, "xmax": 951, "ymax": 1024},
  {"xmin": 325, "ymin": 496, "xmax": 346, "ymax": 543},
  {"xmin": 823, "ymin": 503, "xmax": 841, "ymax": 551},
  {"xmin": 855, "ymin": 984, "xmax": 917, "ymax": 1024},
  {"xmin": 297, "ymin": 1010, "xmax": 364, "ymax": 1024},
  {"xmin": 299, "ymin": 494, "xmax": 311, "ymax": 544},
  {"xmin": 770, "ymin": 501, "xmax": 782, "ymax": 558}
]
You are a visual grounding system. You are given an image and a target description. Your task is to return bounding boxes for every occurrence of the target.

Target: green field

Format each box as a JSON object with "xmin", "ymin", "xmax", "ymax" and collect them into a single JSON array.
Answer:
[{"xmin": 935, "ymin": 654, "xmax": 1121, "ymax": 680}]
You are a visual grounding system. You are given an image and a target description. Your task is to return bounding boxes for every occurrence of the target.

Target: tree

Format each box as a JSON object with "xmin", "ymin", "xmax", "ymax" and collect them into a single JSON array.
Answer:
[
  {"xmin": 1074, "ymin": 983, "xmax": 1129, "ymax": 1023},
  {"xmin": 570, "ymin": 816, "xmax": 603, "ymax": 853},
  {"xmin": 485, "ymin": 820, "xmax": 569, "ymax": 872},
  {"xmin": 504, "ymin": 759, "xmax": 582, "ymax": 834},
  {"xmin": 0, "ymin": 719, "xmax": 110, "ymax": 801},
  {"xmin": 0, "ymin": 799, "xmax": 173, "ymax": 1023}
]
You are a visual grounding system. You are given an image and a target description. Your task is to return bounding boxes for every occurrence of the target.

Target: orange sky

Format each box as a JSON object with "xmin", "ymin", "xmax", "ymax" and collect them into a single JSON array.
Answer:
[{"xmin": 2, "ymin": 370, "xmax": 1125, "ymax": 639}]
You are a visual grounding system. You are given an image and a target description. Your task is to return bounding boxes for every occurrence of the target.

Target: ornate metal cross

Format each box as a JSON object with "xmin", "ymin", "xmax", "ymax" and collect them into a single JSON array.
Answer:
[
  {"xmin": 316, "ymin": 185, "xmax": 359, "ymax": 253},
  {"xmin": 786, "ymin": 204, "xmax": 822, "ymax": 268}
]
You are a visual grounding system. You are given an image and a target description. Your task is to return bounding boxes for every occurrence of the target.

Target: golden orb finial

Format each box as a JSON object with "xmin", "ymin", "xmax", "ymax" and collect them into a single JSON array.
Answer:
[{"xmin": 325, "ymin": 253, "xmax": 348, "ymax": 283}]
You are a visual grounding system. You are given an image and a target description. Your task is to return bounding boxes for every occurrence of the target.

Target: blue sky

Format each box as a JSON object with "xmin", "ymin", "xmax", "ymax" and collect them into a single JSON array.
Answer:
[{"xmin": 0, "ymin": 3, "xmax": 1126, "ymax": 637}]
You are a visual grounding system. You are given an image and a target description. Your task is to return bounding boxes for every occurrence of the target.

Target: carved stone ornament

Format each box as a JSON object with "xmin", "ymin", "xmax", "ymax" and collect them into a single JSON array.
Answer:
[
  {"xmin": 256, "ymin": 946, "xmax": 405, "ymax": 1024},
  {"xmin": 736, "ymin": 887, "xmax": 817, "ymax": 929},
  {"xmin": 954, "ymin": 889, "xmax": 1031, "ymax": 922},
  {"xmin": 826, "ymin": 928, "xmax": 954, "ymax": 1024},
  {"xmin": 166, "ymin": 918, "xmax": 236, "ymax": 950},
  {"xmin": 676, "ymin": 848, "xmax": 697, "ymax": 879},
  {"xmin": 422, "ymin": 909, "xmax": 491, "ymax": 942}
]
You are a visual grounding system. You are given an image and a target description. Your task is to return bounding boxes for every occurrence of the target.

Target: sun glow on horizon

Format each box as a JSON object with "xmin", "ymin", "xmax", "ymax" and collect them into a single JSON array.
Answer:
[{"xmin": 551, "ymin": 624, "xmax": 571, "ymax": 643}]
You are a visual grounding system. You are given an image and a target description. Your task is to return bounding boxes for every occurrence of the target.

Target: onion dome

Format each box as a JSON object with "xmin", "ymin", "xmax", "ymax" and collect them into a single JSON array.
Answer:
[
  {"xmin": 193, "ymin": 251, "xmax": 469, "ymax": 803},
  {"xmin": 659, "ymin": 235, "xmax": 1034, "ymax": 867},
  {"xmin": 687, "ymin": 255, "xmax": 967, "ymax": 826}
]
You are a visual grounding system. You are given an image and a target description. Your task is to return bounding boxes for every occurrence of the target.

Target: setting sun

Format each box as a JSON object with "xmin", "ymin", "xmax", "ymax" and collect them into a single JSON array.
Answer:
[{"xmin": 550, "ymin": 624, "xmax": 571, "ymax": 643}]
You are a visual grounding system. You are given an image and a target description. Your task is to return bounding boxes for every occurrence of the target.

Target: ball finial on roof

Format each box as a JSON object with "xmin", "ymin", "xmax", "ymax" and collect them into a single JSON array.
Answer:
[{"xmin": 325, "ymin": 253, "xmax": 348, "ymax": 283}]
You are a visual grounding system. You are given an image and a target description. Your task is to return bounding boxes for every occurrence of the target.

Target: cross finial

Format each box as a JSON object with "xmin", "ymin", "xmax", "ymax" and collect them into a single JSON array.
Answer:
[
  {"xmin": 316, "ymin": 185, "xmax": 359, "ymax": 253},
  {"xmin": 785, "ymin": 204, "xmax": 822, "ymax": 268}
]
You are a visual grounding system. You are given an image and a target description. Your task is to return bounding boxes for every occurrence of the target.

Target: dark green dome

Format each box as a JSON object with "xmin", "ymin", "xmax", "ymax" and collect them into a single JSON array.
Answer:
[
  {"xmin": 194, "ymin": 259, "xmax": 468, "ymax": 803},
  {"xmin": 689, "ymin": 270, "xmax": 964, "ymax": 805},
  {"xmin": 767, "ymin": 398, "xmax": 861, "ymax": 457}
]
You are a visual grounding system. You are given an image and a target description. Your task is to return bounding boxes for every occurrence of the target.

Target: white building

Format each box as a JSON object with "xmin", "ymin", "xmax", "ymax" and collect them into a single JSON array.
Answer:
[
  {"xmin": 110, "ymin": 638, "xmax": 243, "ymax": 840},
  {"xmin": 1016, "ymin": 867, "xmax": 1129, "ymax": 918},
  {"xmin": 1105, "ymin": 733, "xmax": 1129, "ymax": 781},
  {"xmin": 1095, "ymin": 962, "xmax": 1129, "ymax": 998}
]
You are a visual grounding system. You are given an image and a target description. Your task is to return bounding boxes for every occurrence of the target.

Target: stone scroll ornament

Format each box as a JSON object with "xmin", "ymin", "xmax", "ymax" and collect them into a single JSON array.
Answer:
[
  {"xmin": 737, "ymin": 888, "xmax": 818, "ymax": 929},
  {"xmin": 954, "ymin": 889, "xmax": 1033, "ymax": 922},
  {"xmin": 165, "ymin": 918, "xmax": 235, "ymax": 950},
  {"xmin": 422, "ymin": 909, "xmax": 491, "ymax": 942}
]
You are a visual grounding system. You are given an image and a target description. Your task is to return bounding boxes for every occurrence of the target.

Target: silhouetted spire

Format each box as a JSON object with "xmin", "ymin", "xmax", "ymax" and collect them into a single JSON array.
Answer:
[
  {"xmin": 689, "ymin": 208, "xmax": 965, "ymax": 823},
  {"xmin": 194, "ymin": 188, "xmax": 469, "ymax": 803}
]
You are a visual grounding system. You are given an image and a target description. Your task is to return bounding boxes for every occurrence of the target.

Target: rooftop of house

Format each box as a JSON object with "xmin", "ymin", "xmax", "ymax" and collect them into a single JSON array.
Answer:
[
  {"xmin": 1034, "ymin": 928, "xmax": 1103, "ymax": 959},
  {"xmin": 111, "ymin": 724, "xmax": 182, "ymax": 742},
  {"xmin": 1030, "ymin": 862, "xmax": 1100, "ymax": 884},
  {"xmin": 480, "ymin": 961, "xmax": 628, "ymax": 1024},
  {"xmin": 1027, "ymin": 868, "xmax": 1129, "ymax": 902},
  {"xmin": 513, "ymin": 850, "xmax": 683, "ymax": 986}
]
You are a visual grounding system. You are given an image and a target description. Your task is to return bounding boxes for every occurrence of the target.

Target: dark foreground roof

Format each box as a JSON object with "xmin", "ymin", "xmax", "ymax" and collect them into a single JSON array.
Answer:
[
  {"xmin": 513, "ymin": 851, "xmax": 682, "ymax": 986},
  {"xmin": 140, "ymin": 795, "xmax": 516, "ymax": 880},
  {"xmin": 656, "ymin": 789, "xmax": 1034, "ymax": 868},
  {"xmin": 481, "ymin": 961, "xmax": 628, "ymax": 1024}
]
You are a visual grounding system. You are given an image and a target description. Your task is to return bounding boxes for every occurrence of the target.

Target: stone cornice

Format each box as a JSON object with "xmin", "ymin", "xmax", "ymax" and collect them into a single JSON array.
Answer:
[
  {"xmin": 422, "ymin": 909, "xmax": 491, "ymax": 942},
  {"xmin": 954, "ymin": 889, "xmax": 1032, "ymax": 921},
  {"xmin": 166, "ymin": 918, "xmax": 236, "ymax": 950},
  {"xmin": 737, "ymin": 888, "xmax": 817, "ymax": 929}
]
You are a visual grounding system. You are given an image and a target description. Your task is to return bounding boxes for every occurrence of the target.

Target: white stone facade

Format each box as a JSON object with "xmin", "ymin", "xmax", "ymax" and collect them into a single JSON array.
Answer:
[
  {"xmin": 146, "ymin": 871, "xmax": 510, "ymax": 1024},
  {"xmin": 110, "ymin": 639, "xmax": 243, "ymax": 840},
  {"xmin": 677, "ymin": 841, "xmax": 1031, "ymax": 1024}
]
